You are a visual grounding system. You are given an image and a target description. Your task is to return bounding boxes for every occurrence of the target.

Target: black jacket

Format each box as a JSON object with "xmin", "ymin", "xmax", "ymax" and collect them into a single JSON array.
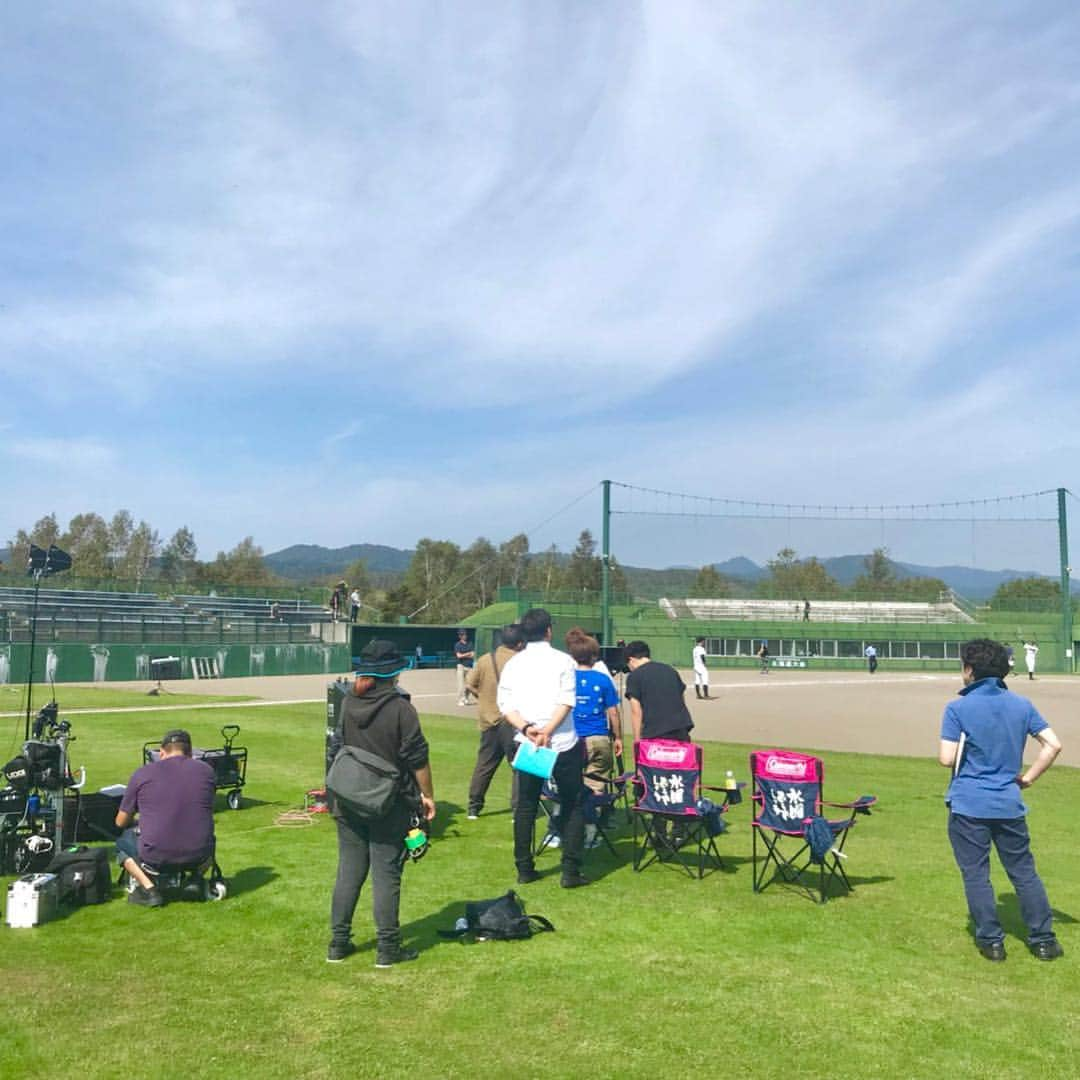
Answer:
[{"xmin": 339, "ymin": 682, "xmax": 429, "ymax": 775}]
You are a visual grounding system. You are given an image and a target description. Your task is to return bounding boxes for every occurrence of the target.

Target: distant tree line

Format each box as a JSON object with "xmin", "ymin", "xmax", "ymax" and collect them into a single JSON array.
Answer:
[
  {"xmin": 378, "ymin": 530, "xmax": 627, "ymax": 624},
  {"xmin": 3, "ymin": 514, "xmax": 627, "ymax": 622},
  {"xmin": 6, "ymin": 511, "xmax": 278, "ymax": 590},
  {"xmin": 8, "ymin": 513, "xmax": 1061, "ymax": 617}
]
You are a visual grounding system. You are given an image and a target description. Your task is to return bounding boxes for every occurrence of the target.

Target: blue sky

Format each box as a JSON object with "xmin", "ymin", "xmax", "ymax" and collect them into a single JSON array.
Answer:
[{"xmin": 2, "ymin": 3, "xmax": 1079, "ymax": 573}]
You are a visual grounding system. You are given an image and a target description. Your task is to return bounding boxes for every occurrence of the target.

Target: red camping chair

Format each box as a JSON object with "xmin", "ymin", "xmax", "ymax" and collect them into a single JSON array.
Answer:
[
  {"xmin": 631, "ymin": 739, "xmax": 736, "ymax": 879},
  {"xmin": 749, "ymin": 749, "xmax": 876, "ymax": 903}
]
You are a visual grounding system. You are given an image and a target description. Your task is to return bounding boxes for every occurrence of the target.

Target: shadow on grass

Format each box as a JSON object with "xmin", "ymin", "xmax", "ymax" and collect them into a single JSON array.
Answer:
[
  {"xmin": 751, "ymin": 871, "xmax": 895, "ymax": 904},
  {"xmin": 215, "ymin": 795, "xmax": 272, "ymax": 812},
  {"xmin": 401, "ymin": 901, "xmax": 479, "ymax": 952},
  {"xmin": 429, "ymin": 801, "xmax": 467, "ymax": 839},
  {"xmin": 226, "ymin": 865, "xmax": 278, "ymax": 896},
  {"xmin": 993, "ymin": 892, "xmax": 1078, "ymax": 941}
]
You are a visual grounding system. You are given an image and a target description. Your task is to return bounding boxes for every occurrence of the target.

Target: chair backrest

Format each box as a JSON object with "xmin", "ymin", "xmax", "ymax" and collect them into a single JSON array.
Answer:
[
  {"xmin": 634, "ymin": 739, "xmax": 702, "ymax": 816},
  {"xmin": 749, "ymin": 750, "xmax": 824, "ymax": 832}
]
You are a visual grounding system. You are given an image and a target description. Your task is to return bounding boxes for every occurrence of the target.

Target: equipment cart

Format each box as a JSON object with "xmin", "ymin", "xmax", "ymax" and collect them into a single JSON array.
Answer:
[{"xmin": 142, "ymin": 724, "xmax": 248, "ymax": 810}]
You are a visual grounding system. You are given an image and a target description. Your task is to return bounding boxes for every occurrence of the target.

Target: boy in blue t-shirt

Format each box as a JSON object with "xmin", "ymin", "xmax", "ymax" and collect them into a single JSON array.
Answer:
[{"xmin": 564, "ymin": 629, "xmax": 622, "ymax": 849}]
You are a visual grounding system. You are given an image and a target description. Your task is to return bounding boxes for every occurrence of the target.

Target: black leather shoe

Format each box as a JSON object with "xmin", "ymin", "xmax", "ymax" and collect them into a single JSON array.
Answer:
[
  {"xmin": 516, "ymin": 868, "xmax": 541, "ymax": 884},
  {"xmin": 1030, "ymin": 940, "xmax": 1064, "ymax": 961},
  {"xmin": 560, "ymin": 872, "xmax": 590, "ymax": 889},
  {"xmin": 978, "ymin": 941, "xmax": 1006, "ymax": 962}
]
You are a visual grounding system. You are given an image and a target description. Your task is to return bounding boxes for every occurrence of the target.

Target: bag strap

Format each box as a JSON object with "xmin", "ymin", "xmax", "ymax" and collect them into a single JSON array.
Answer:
[
  {"xmin": 526, "ymin": 914, "xmax": 556, "ymax": 934},
  {"xmin": 336, "ymin": 690, "xmax": 398, "ymax": 741}
]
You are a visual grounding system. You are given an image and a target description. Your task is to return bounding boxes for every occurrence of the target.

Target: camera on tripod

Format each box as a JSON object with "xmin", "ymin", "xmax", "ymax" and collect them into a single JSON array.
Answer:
[{"xmin": 4, "ymin": 702, "xmax": 76, "ymax": 795}]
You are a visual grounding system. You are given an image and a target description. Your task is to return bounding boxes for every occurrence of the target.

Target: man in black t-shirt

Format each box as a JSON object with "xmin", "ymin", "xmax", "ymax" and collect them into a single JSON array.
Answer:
[{"xmin": 624, "ymin": 640, "xmax": 694, "ymax": 744}]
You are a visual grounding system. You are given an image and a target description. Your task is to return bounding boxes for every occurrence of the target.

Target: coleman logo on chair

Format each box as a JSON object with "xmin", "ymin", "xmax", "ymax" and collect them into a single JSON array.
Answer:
[
  {"xmin": 642, "ymin": 741, "xmax": 696, "ymax": 767},
  {"xmin": 764, "ymin": 754, "xmax": 809, "ymax": 779}
]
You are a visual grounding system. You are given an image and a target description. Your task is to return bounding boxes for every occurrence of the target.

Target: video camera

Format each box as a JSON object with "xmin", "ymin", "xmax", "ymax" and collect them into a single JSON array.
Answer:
[{"xmin": 3, "ymin": 702, "xmax": 75, "ymax": 794}]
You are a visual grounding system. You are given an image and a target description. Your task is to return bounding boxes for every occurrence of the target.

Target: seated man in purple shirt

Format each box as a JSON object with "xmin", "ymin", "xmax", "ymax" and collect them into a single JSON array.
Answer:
[{"xmin": 115, "ymin": 728, "xmax": 216, "ymax": 907}]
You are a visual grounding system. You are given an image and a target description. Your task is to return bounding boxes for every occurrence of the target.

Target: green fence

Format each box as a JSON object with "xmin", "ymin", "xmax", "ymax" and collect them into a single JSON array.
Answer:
[{"xmin": 0, "ymin": 641, "xmax": 350, "ymax": 685}]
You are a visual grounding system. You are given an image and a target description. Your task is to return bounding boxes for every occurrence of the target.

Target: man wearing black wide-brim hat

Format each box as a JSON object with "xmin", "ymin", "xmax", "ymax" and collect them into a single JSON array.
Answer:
[{"xmin": 328, "ymin": 640, "xmax": 436, "ymax": 967}]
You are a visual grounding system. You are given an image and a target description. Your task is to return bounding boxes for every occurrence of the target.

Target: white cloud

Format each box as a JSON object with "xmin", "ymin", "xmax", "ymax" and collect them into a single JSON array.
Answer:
[
  {"xmin": 6, "ymin": 3, "xmax": 1076, "ymax": 407},
  {"xmin": 4, "ymin": 437, "xmax": 116, "ymax": 470},
  {"xmin": 2, "ymin": 2, "xmax": 1079, "ymax": 572}
]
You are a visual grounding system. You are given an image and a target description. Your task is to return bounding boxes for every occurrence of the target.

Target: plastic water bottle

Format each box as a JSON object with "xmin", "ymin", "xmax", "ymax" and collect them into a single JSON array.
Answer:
[{"xmin": 725, "ymin": 770, "xmax": 736, "ymax": 791}]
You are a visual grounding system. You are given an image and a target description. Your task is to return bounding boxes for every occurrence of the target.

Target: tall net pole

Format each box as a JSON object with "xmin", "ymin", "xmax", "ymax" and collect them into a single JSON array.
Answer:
[
  {"xmin": 1059, "ymin": 488, "xmax": 1073, "ymax": 672},
  {"xmin": 601, "ymin": 479, "xmax": 612, "ymax": 646}
]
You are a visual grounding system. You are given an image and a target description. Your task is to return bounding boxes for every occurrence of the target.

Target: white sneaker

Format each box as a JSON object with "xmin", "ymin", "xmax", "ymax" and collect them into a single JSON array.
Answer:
[{"xmin": 467, "ymin": 814, "xmax": 479, "ymax": 821}]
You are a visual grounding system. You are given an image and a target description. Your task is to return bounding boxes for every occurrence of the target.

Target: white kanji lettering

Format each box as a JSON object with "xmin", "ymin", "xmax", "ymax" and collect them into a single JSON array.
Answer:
[
  {"xmin": 651, "ymin": 773, "xmax": 686, "ymax": 807},
  {"xmin": 770, "ymin": 786, "xmax": 805, "ymax": 821}
]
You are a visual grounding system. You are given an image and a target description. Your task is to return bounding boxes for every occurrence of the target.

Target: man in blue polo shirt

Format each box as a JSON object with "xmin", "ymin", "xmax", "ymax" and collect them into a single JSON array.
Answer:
[{"xmin": 938, "ymin": 639, "xmax": 1063, "ymax": 962}]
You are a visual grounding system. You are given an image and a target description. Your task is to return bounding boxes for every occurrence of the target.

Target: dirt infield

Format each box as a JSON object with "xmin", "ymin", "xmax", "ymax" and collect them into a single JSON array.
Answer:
[{"xmin": 93, "ymin": 665, "xmax": 1080, "ymax": 767}]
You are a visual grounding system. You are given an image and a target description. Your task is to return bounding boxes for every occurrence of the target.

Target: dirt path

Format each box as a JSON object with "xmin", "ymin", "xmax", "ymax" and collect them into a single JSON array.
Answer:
[{"xmin": 74, "ymin": 666, "xmax": 1080, "ymax": 766}]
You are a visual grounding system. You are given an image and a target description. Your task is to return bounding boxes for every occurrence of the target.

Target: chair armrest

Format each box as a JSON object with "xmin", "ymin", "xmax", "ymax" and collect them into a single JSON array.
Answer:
[
  {"xmin": 702, "ymin": 783, "xmax": 742, "ymax": 808},
  {"xmin": 822, "ymin": 795, "xmax": 877, "ymax": 814}
]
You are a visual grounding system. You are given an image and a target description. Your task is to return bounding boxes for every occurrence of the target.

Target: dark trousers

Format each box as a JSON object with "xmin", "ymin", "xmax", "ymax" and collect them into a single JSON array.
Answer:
[
  {"xmin": 514, "ymin": 744, "xmax": 585, "ymax": 874},
  {"xmin": 867, "ymin": 656, "xmax": 878, "ymax": 674},
  {"xmin": 330, "ymin": 812, "xmax": 407, "ymax": 949},
  {"xmin": 468, "ymin": 722, "xmax": 519, "ymax": 815},
  {"xmin": 947, "ymin": 812, "xmax": 1055, "ymax": 946}
]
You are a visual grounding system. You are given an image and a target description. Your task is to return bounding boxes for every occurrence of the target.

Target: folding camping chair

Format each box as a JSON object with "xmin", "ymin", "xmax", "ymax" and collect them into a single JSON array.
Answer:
[
  {"xmin": 749, "ymin": 749, "xmax": 877, "ymax": 903},
  {"xmin": 535, "ymin": 777, "xmax": 563, "ymax": 856},
  {"xmin": 535, "ymin": 775, "xmax": 622, "ymax": 858},
  {"xmin": 631, "ymin": 739, "xmax": 733, "ymax": 879}
]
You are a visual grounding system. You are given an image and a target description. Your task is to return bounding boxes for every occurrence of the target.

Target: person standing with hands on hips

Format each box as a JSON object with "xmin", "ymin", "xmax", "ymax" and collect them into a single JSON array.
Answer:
[{"xmin": 939, "ymin": 638, "xmax": 1063, "ymax": 962}]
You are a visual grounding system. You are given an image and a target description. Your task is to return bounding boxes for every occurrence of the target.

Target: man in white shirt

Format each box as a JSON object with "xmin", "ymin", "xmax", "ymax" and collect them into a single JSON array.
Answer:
[
  {"xmin": 692, "ymin": 637, "xmax": 709, "ymax": 699},
  {"xmin": 497, "ymin": 608, "xmax": 588, "ymax": 888},
  {"xmin": 1024, "ymin": 641, "xmax": 1039, "ymax": 680}
]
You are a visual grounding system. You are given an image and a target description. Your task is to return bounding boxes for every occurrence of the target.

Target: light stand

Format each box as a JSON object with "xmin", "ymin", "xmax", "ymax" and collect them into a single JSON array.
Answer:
[
  {"xmin": 23, "ymin": 544, "xmax": 72, "ymax": 741},
  {"xmin": 22, "ymin": 544, "xmax": 76, "ymax": 858}
]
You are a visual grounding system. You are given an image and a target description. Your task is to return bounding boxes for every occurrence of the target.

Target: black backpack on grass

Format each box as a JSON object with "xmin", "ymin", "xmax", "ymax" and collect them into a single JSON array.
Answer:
[{"xmin": 442, "ymin": 891, "xmax": 555, "ymax": 941}]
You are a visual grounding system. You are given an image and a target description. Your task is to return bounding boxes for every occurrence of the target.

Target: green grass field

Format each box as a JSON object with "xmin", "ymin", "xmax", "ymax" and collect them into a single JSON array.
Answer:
[
  {"xmin": 2, "ymin": 701, "xmax": 1077, "ymax": 1078},
  {"xmin": 0, "ymin": 683, "xmax": 254, "ymax": 714}
]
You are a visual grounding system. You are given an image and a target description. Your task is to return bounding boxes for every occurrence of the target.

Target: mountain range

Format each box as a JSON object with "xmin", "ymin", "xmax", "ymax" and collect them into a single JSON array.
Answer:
[{"xmin": 263, "ymin": 544, "xmax": 1064, "ymax": 600}]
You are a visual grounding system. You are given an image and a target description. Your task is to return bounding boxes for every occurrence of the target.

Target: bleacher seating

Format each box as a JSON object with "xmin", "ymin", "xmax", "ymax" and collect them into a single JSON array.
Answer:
[
  {"xmin": 661, "ymin": 597, "xmax": 974, "ymax": 625},
  {"xmin": 174, "ymin": 594, "xmax": 331, "ymax": 624},
  {"xmin": 0, "ymin": 587, "xmax": 332, "ymax": 645}
]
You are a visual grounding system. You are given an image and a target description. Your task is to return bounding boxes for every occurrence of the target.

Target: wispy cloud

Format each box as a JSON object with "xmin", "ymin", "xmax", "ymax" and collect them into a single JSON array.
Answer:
[
  {"xmin": 5, "ymin": 437, "xmax": 116, "ymax": 470},
  {"xmin": 1, "ymin": 2, "xmax": 1078, "ymax": 565}
]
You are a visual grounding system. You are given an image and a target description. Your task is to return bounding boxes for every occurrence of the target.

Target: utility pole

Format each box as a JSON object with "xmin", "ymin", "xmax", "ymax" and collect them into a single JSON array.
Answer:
[
  {"xmin": 601, "ymin": 480, "xmax": 611, "ymax": 646},
  {"xmin": 1059, "ymin": 488, "xmax": 1073, "ymax": 673}
]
